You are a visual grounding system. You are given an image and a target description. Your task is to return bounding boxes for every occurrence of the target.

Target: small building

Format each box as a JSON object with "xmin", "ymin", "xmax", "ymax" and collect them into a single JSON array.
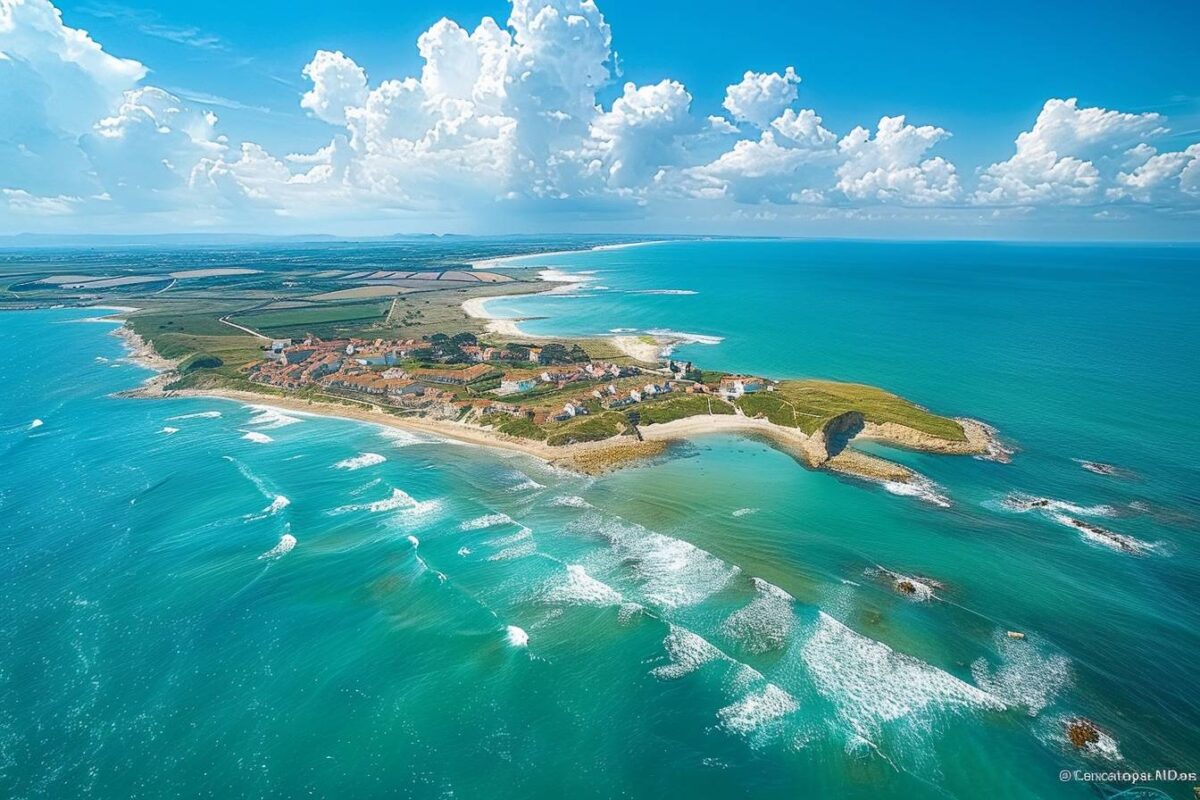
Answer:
[{"xmin": 718, "ymin": 376, "xmax": 766, "ymax": 400}]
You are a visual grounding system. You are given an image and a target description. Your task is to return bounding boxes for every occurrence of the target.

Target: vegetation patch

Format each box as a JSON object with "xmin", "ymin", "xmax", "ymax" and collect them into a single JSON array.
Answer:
[
  {"xmin": 637, "ymin": 394, "xmax": 733, "ymax": 425},
  {"xmin": 774, "ymin": 380, "xmax": 966, "ymax": 440}
]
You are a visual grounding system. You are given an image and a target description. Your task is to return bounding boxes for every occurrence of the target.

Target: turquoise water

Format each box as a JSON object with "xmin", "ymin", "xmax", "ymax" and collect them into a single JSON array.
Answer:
[{"xmin": 2, "ymin": 240, "xmax": 1199, "ymax": 798}]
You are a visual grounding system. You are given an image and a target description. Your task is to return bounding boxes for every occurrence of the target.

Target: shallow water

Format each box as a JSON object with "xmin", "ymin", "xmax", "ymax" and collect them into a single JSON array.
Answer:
[{"xmin": 2, "ymin": 239, "xmax": 1199, "ymax": 798}]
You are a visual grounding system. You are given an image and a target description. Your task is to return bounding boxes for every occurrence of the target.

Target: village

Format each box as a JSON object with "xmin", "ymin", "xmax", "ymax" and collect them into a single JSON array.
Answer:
[{"xmin": 245, "ymin": 332, "xmax": 773, "ymax": 429}]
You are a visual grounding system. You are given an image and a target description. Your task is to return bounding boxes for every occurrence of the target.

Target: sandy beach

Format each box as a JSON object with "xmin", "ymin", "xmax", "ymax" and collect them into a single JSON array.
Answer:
[{"xmin": 468, "ymin": 239, "xmax": 670, "ymax": 270}]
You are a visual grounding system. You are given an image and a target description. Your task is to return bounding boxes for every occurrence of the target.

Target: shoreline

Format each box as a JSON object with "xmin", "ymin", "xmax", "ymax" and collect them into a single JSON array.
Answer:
[
  {"xmin": 468, "ymin": 239, "xmax": 671, "ymax": 270},
  {"xmin": 126, "ymin": 376, "xmax": 667, "ymax": 475}
]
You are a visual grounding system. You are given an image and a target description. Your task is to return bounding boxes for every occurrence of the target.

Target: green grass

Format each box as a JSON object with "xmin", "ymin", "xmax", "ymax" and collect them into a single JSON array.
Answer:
[
  {"xmin": 636, "ymin": 394, "xmax": 734, "ymax": 425},
  {"xmin": 773, "ymin": 380, "xmax": 966, "ymax": 440},
  {"xmin": 496, "ymin": 417, "xmax": 548, "ymax": 441},
  {"xmin": 544, "ymin": 412, "xmax": 628, "ymax": 446},
  {"xmin": 734, "ymin": 392, "xmax": 800, "ymax": 427},
  {"xmin": 230, "ymin": 301, "xmax": 392, "ymax": 336}
]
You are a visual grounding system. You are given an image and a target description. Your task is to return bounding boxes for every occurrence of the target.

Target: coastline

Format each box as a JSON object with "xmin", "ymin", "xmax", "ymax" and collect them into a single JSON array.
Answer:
[
  {"xmin": 468, "ymin": 239, "xmax": 671, "ymax": 270},
  {"xmin": 126, "ymin": 375, "xmax": 667, "ymax": 474}
]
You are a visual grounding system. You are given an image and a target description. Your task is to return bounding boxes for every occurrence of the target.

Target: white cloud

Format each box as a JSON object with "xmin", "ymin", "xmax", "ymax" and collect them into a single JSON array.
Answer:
[
  {"xmin": 300, "ymin": 50, "xmax": 368, "ymax": 124},
  {"xmin": 1110, "ymin": 143, "xmax": 1200, "ymax": 203},
  {"xmin": 590, "ymin": 79, "xmax": 693, "ymax": 189},
  {"xmin": 836, "ymin": 116, "xmax": 959, "ymax": 205},
  {"xmin": 975, "ymin": 98, "xmax": 1168, "ymax": 205},
  {"xmin": 1, "ymin": 0, "xmax": 1198, "ymax": 232},
  {"xmin": 722, "ymin": 67, "xmax": 800, "ymax": 128}
]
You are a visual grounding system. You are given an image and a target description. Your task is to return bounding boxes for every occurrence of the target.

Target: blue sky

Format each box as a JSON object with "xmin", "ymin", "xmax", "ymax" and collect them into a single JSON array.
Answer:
[{"xmin": 3, "ymin": 0, "xmax": 1199, "ymax": 237}]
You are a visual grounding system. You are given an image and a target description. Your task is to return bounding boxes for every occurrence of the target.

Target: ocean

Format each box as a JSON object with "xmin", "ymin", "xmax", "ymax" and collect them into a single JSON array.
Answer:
[{"xmin": 2, "ymin": 239, "xmax": 1198, "ymax": 798}]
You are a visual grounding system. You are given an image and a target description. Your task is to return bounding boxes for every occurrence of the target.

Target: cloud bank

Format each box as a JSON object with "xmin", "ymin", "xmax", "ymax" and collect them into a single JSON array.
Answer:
[{"xmin": 1, "ymin": 0, "xmax": 1197, "ymax": 233}]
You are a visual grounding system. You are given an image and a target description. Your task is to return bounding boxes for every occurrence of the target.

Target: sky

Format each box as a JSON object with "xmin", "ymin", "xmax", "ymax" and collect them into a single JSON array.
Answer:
[{"xmin": 1, "ymin": 0, "xmax": 1198, "ymax": 239}]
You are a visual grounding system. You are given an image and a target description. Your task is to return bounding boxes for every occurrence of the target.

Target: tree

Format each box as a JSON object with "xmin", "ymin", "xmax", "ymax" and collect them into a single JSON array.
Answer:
[{"xmin": 538, "ymin": 343, "xmax": 571, "ymax": 364}]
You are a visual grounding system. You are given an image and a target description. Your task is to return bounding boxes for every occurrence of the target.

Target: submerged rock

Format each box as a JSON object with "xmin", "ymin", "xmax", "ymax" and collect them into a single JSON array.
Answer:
[{"xmin": 1065, "ymin": 718, "xmax": 1101, "ymax": 749}]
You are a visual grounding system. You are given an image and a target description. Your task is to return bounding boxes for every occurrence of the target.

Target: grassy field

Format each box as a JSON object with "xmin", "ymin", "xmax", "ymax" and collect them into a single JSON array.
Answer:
[
  {"xmin": 544, "ymin": 412, "xmax": 630, "ymax": 446},
  {"xmin": 766, "ymin": 380, "xmax": 966, "ymax": 440},
  {"xmin": 636, "ymin": 394, "xmax": 734, "ymax": 425}
]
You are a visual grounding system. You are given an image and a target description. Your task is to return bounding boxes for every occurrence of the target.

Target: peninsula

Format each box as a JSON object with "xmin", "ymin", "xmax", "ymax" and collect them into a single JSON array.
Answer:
[{"xmin": 2, "ymin": 237, "xmax": 1003, "ymax": 487}]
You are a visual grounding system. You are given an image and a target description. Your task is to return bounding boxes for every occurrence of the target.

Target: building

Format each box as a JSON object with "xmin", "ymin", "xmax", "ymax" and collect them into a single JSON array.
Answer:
[
  {"xmin": 411, "ymin": 364, "xmax": 497, "ymax": 386},
  {"xmin": 718, "ymin": 375, "xmax": 767, "ymax": 400}
]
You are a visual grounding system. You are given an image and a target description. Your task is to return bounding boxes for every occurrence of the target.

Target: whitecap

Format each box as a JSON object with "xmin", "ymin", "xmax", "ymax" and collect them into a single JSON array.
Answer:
[
  {"xmin": 244, "ymin": 495, "xmax": 290, "ymax": 521},
  {"xmin": 505, "ymin": 625, "xmax": 529, "ymax": 648},
  {"xmin": 378, "ymin": 428, "xmax": 427, "ymax": 447},
  {"xmin": 507, "ymin": 477, "xmax": 545, "ymax": 493},
  {"xmin": 407, "ymin": 535, "xmax": 420, "ymax": 547},
  {"xmin": 569, "ymin": 514, "xmax": 738, "ymax": 609},
  {"xmin": 334, "ymin": 452, "xmax": 386, "ymax": 471},
  {"xmin": 731, "ymin": 507, "xmax": 759, "ymax": 518},
  {"xmin": 608, "ymin": 327, "xmax": 638, "ymax": 333},
  {"xmin": 540, "ymin": 564, "xmax": 623, "ymax": 607},
  {"xmin": 245, "ymin": 405, "xmax": 303, "ymax": 429},
  {"xmin": 487, "ymin": 540, "xmax": 537, "ymax": 561},
  {"xmin": 632, "ymin": 289, "xmax": 699, "ymax": 296},
  {"xmin": 167, "ymin": 410, "xmax": 221, "ymax": 420},
  {"xmin": 330, "ymin": 487, "xmax": 440, "ymax": 516},
  {"xmin": 971, "ymin": 633, "xmax": 1071, "ymax": 716},
  {"xmin": 651, "ymin": 626, "xmax": 725, "ymax": 679},
  {"xmin": 259, "ymin": 533, "xmax": 297, "ymax": 560},
  {"xmin": 644, "ymin": 329, "xmax": 724, "ymax": 345},
  {"xmin": 720, "ymin": 578, "xmax": 795, "ymax": 654},
  {"xmin": 800, "ymin": 613, "xmax": 1004, "ymax": 741},
  {"xmin": 717, "ymin": 684, "xmax": 799, "ymax": 736},
  {"xmin": 160, "ymin": 426, "xmax": 179, "ymax": 435},
  {"xmin": 240, "ymin": 431, "xmax": 273, "ymax": 444},
  {"xmin": 550, "ymin": 495, "xmax": 592, "ymax": 509},
  {"xmin": 29, "ymin": 419, "xmax": 43, "ymax": 430},
  {"xmin": 882, "ymin": 477, "xmax": 951, "ymax": 508},
  {"xmin": 459, "ymin": 512, "xmax": 514, "ymax": 531},
  {"xmin": 457, "ymin": 546, "xmax": 472, "ymax": 557}
]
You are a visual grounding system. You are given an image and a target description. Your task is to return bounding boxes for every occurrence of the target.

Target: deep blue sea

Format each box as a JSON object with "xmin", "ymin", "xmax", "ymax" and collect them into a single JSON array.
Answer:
[{"xmin": 2, "ymin": 240, "xmax": 1198, "ymax": 798}]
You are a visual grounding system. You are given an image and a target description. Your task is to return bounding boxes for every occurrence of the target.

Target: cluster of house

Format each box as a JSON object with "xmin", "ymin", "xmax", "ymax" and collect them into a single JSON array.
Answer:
[
  {"xmin": 459, "ymin": 343, "xmax": 543, "ymax": 363},
  {"xmin": 246, "ymin": 335, "xmax": 774, "ymax": 428},
  {"xmin": 496, "ymin": 361, "xmax": 638, "ymax": 395}
]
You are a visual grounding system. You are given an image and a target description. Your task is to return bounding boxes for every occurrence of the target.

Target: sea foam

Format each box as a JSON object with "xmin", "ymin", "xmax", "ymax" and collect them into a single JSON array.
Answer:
[
  {"xmin": 240, "ymin": 431, "xmax": 273, "ymax": 444},
  {"xmin": 540, "ymin": 564, "xmax": 623, "ymax": 607},
  {"xmin": 505, "ymin": 625, "xmax": 529, "ymax": 647},
  {"xmin": 334, "ymin": 452, "xmax": 387, "ymax": 471},
  {"xmin": 801, "ymin": 613, "xmax": 1004, "ymax": 741},
  {"xmin": 259, "ymin": 532, "xmax": 297, "ymax": 560}
]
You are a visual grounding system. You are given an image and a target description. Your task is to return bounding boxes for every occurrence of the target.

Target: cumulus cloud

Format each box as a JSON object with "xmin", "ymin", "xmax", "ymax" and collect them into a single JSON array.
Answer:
[
  {"xmin": 300, "ymin": 50, "xmax": 368, "ymax": 125},
  {"xmin": 1, "ymin": 0, "xmax": 1198, "ymax": 230},
  {"xmin": 722, "ymin": 67, "xmax": 800, "ymax": 128},
  {"xmin": 975, "ymin": 98, "xmax": 1170, "ymax": 206},
  {"xmin": 836, "ymin": 116, "xmax": 959, "ymax": 205}
]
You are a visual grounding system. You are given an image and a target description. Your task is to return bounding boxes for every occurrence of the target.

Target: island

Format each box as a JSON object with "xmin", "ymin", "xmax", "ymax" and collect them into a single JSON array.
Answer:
[{"xmin": 0, "ymin": 237, "xmax": 1003, "ymax": 487}]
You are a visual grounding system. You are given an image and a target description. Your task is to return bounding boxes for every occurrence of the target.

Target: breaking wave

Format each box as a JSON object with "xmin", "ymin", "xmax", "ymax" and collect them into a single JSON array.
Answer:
[
  {"xmin": 240, "ymin": 431, "xmax": 272, "ymax": 444},
  {"xmin": 29, "ymin": 419, "xmax": 43, "ymax": 430},
  {"xmin": 245, "ymin": 405, "xmax": 303, "ymax": 429},
  {"xmin": 330, "ymin": 487, "xmax": 440, "ymax": 516},
  {"xmin": 717, "ymin": 684, "xmax": 799, "ymax": 736},
  {"xmin": 567, "ymin": 513, "xmax": 738, "ymax": 609},
  {"xmin": 259, "ymin": 532, "xmax": 297, "ymax": 560},
  {"xmin": 800, "ymin": 613, "xmax": 1004, "ymax": 743},
  {"xmin": 167, "ymin": 411, "xmax": 221, "ymax": 420},
  {"xmin": 720, "ymin": 578, "xmax": 795, "ymax": 654},
  {"xmin": 550, "ymin": 495, "xmax": 592, "ymax": 509},
  {"xmin": 505, "ymin": 625, "xmax": 529, "ymax": 648},
  {"xmin": 160, "ymin": 427, "xmax": 179, "ymax": 435},
  {"xmin": 971, "ymin": 632, "xmax": 1071, "ymax": 716},
  {"xmin": 334, "ymin": 452, "xmax": 386, "ymax": 471},
  {"xmin": 539, "ymin": 564, "xmax": 623, "ymax": 607},
  {"xmin": 882, "ymin": 477, "xmax": 951, "ymax": 507},
  {"xmin": 459, "ymin": 512, "xmax": 514, "ymax": 531}
]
